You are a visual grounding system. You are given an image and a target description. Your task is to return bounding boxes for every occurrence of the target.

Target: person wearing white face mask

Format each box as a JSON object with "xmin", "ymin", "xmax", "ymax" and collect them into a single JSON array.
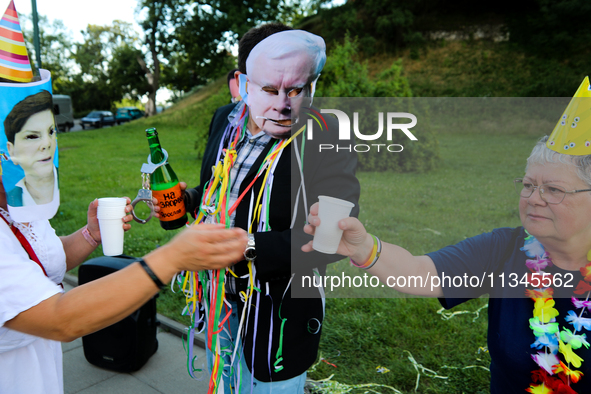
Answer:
[
  {"xmin": 0, "ymin": 84, "xmax": 248, "ymax": 394},
  {"xmin": 4, "ymin": 90, "xmax": 58, "ymax": 208},
  {"xmin": 237, "ymin": 28, "xmax": 324, "ymax": 139},
  {"xmin": 183, "ymin": 23, "xmax": 360, "ymax": 393}
]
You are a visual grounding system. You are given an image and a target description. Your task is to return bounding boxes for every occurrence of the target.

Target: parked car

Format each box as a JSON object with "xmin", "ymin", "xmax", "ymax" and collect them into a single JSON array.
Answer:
[
  {"xmin": 53, "ymin": 94, "xmax": 75, "ymax": 132},
  {"xmin": 115, "ymin": 107, "xmax": 144, "ymax": 124},
  {"xmin": 80, "ymin": 111, "xmax": 116, "ymax": 129}
]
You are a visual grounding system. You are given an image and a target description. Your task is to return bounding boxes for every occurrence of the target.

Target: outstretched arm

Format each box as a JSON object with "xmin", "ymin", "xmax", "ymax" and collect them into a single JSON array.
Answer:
[
  {"xmin": 302, "ymin": 202, "xmax": 443, "ymax": 297},
  {"xmin": 5, "ymin": 224, "xmax": 247, "ymax": 342}
]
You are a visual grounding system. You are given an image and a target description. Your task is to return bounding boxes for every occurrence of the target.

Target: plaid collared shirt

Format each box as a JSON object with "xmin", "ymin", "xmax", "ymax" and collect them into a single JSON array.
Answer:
[
  {"xmin": 225, "ymin": 104, "xmax": 272, "ymax": 228},
  {"xmin": 222, "ymin": 104, "xmax": 272, "ymax": 295}
]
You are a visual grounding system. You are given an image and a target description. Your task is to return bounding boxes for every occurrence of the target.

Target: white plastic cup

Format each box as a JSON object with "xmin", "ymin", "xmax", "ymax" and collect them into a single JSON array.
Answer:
[
  {"xmin": 97, "ymin": 198, "xmax": 126, "ymax": 256},
  {"xmin": 97, "ymin": 197, "xmax": 127, "ymax": 207},
  {"xmin": 98, "ymin": 219, "xmax": 124, "ymax": 256},
  {"xmin": 312, "ymin": 196, "xmax": 355, "ymax": 254},
  {"xmin": 97, "ymin": 207, "xmax": 126, "ymax": 216}
]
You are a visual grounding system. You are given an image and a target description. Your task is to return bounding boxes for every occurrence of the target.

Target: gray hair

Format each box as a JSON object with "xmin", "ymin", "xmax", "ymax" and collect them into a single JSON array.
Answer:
[
  {"xmin": 527, "ymin": 136, "xmax": 591, "ymax": 187},
  {"xmin": 246, "ymin": 30, "xmax": 326, "ymax": 79}
]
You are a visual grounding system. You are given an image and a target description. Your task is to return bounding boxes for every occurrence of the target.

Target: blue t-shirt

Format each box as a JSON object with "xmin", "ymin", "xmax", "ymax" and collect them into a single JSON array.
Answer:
[{"xmin": 428, "ymin": 227, "xmax": 591, "ymax": 394}]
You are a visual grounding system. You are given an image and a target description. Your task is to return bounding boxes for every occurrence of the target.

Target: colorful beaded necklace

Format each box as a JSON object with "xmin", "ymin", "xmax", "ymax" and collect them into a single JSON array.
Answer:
[{"xmin": 524, "ymin": 231, "xmax": 591, "ymax": 394}]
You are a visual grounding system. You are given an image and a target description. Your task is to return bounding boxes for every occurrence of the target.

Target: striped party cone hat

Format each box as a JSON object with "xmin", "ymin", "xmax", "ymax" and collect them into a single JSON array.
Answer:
[{"xmin": 0, "ymin": 0, "xmax": 34, "ymax": 82}]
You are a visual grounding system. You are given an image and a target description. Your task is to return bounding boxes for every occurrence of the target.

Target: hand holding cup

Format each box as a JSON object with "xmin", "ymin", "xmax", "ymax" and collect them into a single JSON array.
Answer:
[
  {"xmin": 303, "ymin": 201, "xmax": 370, "ymax": 261},
  {"xmin": 309, "ymin": 196, "xmax": 355, "ymax": 254}
]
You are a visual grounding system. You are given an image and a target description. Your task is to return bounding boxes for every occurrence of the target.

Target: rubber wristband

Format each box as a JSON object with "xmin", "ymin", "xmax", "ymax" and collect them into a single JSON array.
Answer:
[
  {"xmin": 350, "ymin": 234, "xmax": 382, "ymax": 269},
  {"xmin": 138, "ymin": 258, "xmax": 165, "ymax": 289},
  {"xmin": 363, "ymin": 236, "xmax": 382, "ymax": 270},
  {"xmin": 81, "ymin": 225, "xmax": 100, "ymax": 247}
]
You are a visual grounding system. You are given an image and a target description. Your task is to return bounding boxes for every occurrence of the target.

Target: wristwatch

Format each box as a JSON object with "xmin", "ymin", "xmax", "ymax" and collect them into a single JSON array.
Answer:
[{"xmin": 244, "ymin": 233, "xmax": 256, "ymax": 261}]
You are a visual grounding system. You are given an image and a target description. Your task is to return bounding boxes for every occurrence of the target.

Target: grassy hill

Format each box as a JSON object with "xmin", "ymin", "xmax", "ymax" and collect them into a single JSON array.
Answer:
[{"xmin": 301, "ymin": 0, "xmax": 590, "ymax": 98}]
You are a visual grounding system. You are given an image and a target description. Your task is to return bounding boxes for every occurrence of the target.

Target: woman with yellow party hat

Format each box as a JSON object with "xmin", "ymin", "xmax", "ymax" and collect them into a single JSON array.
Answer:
[{"xmin": 304, "ymin": 78, "xmax": 591, "ymax": 393}]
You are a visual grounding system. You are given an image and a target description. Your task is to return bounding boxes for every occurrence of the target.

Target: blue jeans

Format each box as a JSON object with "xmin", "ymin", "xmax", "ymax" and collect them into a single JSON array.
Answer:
[{"xmin": 205, "ymin": 299, "xmax": 306, "ymax": 394}]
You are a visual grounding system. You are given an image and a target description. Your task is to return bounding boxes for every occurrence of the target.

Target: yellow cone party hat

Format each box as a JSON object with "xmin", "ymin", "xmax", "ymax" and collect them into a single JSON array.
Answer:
[
  {"xmin": 0, "ymin": 0, "xmax": 34, "ymax": 82},
  {"xmin": 547, "ymin": 76, "xmax": 591, "ymax": 156}
]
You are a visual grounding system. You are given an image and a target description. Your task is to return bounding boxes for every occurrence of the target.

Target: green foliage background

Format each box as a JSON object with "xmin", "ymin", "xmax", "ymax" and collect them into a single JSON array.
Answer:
[{"xmin": 315, "ymin": 36, "xmax": 440, "ymax": 173}]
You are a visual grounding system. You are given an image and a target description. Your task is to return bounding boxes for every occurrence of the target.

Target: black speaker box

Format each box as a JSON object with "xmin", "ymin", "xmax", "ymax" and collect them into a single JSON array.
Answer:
[{"xmin": 78, "ymin": 255, "xmax": 159, "ymax": 372}]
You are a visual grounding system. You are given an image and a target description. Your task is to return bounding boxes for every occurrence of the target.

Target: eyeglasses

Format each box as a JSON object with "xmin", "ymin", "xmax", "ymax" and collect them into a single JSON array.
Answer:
[{"xmin": 514, "ymin": 178, "xmax": 591, "ymax": 204}]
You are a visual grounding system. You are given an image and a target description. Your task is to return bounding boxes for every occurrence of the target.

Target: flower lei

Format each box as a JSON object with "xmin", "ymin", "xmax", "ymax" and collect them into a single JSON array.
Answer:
[{"xmin": 523, "ymin": 231, "xmax": 591, "ymax": 394}]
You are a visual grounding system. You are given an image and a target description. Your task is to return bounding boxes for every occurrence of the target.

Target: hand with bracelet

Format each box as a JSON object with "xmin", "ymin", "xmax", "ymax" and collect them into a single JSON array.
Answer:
[
  {"xmin": 302, "ymin": 78, "xmax": 591, "ymax": 393},
  {"xmin": 2, "ymin": 189, "xmax": 247, "ymax": 346},
  {"xmin": 0, "ymin": 64, "xmax": 247, "ymax": 391},
  {"xmin": 302, "ymin": 202, "xmax": 373, "ymax": 264},
  {"xmin": 302, "ymin": 201, "xmax": 442, "ymax": 297},
  {"xmin": 59, "ymin": 197, "xmax": 160, "ymax": 270}
]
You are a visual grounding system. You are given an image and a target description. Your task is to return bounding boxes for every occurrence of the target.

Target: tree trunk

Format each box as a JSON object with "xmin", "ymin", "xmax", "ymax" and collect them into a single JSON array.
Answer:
[{"xmin": 137, "ymin": 31, "xmax": 160, "ymax": 117}]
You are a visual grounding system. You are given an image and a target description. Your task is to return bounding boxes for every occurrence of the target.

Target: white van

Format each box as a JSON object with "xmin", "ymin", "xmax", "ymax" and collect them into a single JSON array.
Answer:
[{"xmin": 53, "ymin": 94, "xmax": 75, "ymax": 132}]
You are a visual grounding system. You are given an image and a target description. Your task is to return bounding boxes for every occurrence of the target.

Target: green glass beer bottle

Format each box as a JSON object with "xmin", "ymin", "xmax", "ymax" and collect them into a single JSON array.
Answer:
[{"xmin": 145, "ymin": 127, "xmax": 187, "ymax": 230}]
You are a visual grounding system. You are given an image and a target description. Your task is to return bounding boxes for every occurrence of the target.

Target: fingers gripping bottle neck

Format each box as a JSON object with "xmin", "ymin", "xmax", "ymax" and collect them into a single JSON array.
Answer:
[{"xmin": 146, "ymin": 128, "xmax": 187, "ymax": 230}]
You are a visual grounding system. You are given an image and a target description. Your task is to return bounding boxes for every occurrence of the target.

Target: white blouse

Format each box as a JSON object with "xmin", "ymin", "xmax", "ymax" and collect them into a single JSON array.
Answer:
[{"xmin": 0, "ymin": 208, "xmax": 67, "ymax": 393}]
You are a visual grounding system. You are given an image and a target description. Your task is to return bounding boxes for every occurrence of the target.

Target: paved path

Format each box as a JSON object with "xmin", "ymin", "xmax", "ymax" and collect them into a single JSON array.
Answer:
[{"xmin": 62, "ymin": 279, "xmax": 210, "ymax": 394}]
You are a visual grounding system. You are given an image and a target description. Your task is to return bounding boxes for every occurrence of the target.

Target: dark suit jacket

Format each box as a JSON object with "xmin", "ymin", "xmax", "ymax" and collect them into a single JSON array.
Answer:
[{"xmin": 187, "ymin": 103, "xmax": 360, "ymax": 381}]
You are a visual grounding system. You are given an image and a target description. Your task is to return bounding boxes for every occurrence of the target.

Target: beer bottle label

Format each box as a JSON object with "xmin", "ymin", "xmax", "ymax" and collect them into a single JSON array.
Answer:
[{"xmin": 152, "ymin": 184, "xmax": 186, "ymax": 221}]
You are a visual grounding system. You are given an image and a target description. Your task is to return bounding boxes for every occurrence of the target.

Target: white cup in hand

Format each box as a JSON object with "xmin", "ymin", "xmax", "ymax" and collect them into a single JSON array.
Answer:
[{"xmin": 312, "ymin": 196, "xmax": 354, "ymax": 254}]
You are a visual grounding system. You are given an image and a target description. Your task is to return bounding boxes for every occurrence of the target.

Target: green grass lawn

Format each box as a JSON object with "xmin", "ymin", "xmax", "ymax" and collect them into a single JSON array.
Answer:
[{"xmin": 52, "ymin": 97, "xmax": 542, "ymax": 393}]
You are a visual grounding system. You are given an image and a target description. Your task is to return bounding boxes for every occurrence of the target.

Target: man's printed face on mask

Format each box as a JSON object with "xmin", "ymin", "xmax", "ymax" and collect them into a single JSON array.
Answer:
[{"xmin": 246, "ymin": 53, "xmax": 316, "ymax": 139}]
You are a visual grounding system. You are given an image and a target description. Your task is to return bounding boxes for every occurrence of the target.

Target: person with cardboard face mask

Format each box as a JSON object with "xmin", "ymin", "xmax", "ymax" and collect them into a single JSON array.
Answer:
[
  {"xmin": 0, "ymin": 2, "xmax": 247, "ymax": 390},
  {"xmin": 0, "ymin": 88, "xmax": 247, "ymax": 394},
  {"xmin": 239, "ymin": 31, "xmax": 323, "ymax": 139},
  {"xmin": 183, "ymin": 23, "xmax": 360, "ymax": 393},
  {"xmin": 4, "ymin": 90, "xmax": 57, "ymax": 208}
]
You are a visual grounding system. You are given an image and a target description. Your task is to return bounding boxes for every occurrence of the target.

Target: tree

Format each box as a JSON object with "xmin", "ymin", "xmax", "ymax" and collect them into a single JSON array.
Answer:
[
  {"xmin": 169, "ymin": 0, "xmax": 285, "ymax": 90},
  {"xmin": 74, "ymin": 21, "xmax": 138, "ymax": 81},
  {"xmin": 71, "ymin": 21, "xmax": 143, "ymax": 112},
  {"xmin": 137, "ymin": 0, "xmax": 177, "ymax": 117},
  {"xmin": 506, "ymin": 0, "xmax": 591, "ymax": 58},
  {"xmin": 139, "ymin": 0, "xmax": 290, "ymax": 103},
  {"xmin": 162, "ymin": 1, "xmax": 234, "ymax": 91},
  {"xmin": 25, "ymin": 14, "xmax": 149, "ymax": 113},
  {"xmin": 110, "ymin": 45, "xmax": 150, "ymax": 102},
  {"xmin": 22, "ymin": 15, "xmax": 75, "ymax": 93}
]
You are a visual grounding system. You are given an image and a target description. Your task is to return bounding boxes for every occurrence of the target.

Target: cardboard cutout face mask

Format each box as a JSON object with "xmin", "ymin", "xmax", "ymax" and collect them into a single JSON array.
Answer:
[
  {"xmin": 1, "ymin": 70, "xmax": 60, "ymax": 222},
  {"xmin": 241, "ymin": 30, "xmax": 326, "ymax": 139},
  {"xmin": 7, "ymin": 109, "xmax": 56, "ymax": 181},
  {"xmin": 0, "ymin": 2, "xmax": 58, "ymax": 222},
  {"xmin": 246, "ymin": 54, "xmax": 315, "ymax": 138}
]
